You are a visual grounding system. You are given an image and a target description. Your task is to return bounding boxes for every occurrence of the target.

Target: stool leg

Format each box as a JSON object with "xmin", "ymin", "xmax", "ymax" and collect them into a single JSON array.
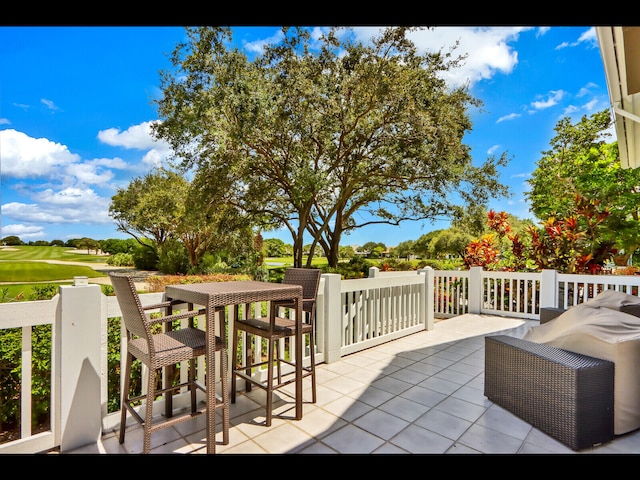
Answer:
[
  {"xmin": 143, "ymin": 367, "xmax": 156, "ymax": 454},
  {"xmin": 231, "ymin": 325, "xmax": 238, "ymax": 403},
  {"xmin": 119, "ymin": 352, "xmax": 133, "ymax": 444},
  {"xmin": 220, "ymin": 345, "xmax": 230, "ymax": 445},
  {"xmin": 245, "ymin": 337, "xmax": 253, "ymax": 392},
  {"xmin": 266, "ymin": 337, "xmax": 275, "ymax": 427},
  {"xmin": 309, "ymin": 326, "xmax": 317, "ymax": 404}
]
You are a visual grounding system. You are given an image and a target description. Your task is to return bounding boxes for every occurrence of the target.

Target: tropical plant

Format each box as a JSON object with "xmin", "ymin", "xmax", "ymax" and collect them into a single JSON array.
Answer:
[{"xmin": 527, "ymin": 109, "xmax": 640, "ymax": 265}]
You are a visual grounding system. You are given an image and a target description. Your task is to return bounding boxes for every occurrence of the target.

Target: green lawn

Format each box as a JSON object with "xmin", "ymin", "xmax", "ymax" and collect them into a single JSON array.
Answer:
[
  {"xmin": 0, "ymin": 246, "xmax": 335, "ymax": 301},
  {"xmin": 0, "ymin": 246, "xmax": 110, "ymax": 300},
  {"xmin": 264, "ymin": 256, "xmax": 328, "ymax": 268},
  {"xmin": 0, "ymin": 245, "xmax": 109, "ymax": 263},
  {"xmin": 0, "ymin": 261, "xmax": 105, "ymax": 282}
]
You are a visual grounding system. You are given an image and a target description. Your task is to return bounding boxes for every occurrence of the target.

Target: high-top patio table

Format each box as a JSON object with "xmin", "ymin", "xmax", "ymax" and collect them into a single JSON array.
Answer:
[{"xmin": 165, "ymin": 280, "xmax": 303, "ymax": 454}]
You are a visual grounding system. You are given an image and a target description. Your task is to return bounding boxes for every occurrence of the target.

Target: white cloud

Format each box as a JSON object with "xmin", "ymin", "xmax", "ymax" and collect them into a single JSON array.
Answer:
[
  {"xmin": 1, "ymin": 223, "xmax": 46, "ymax": 240},
  {"xmin": 140, "ymin": 148, "xmax": 167, "ymax": 169},
  {"xmin": 97, "ymin": 121, "xmax": 172, "ymax": 170},
  {"xmin": 562, "ymin": 104, "xmax": 580, "ymax": 116},
  {"xmin": 496, "ymin": 113, "xmax": 520, "ymax": 123},
  {"xmin": 242, "ymin": 29, "xmax": 285, "ymax": 55},
  {"xmin": 331, "ymin": 26, "xmax": 530, "ymax": 89},
  {"xmin": 0, "ymin": 129, "xmax": 80, "ymax": 178},
  {"xmin": 0, "ymin": 121, "xmax": 169, "ymax": 236},
  {"xmin": 0, "ymin": 118, "xmax": 9, "ymax": 125},
  {"xmin": 4, "ymin": 187, "xmax": 112, "ymax": 225},
  {"xmin": 531, "ymin": 90, "xmax": 565, "ymax": 110},
  {"xmin": 578, "ymin": 27, "xmax": 598, "ymax": 47},
  {"xmin": 536, "ymin": 27, "xmax": 550, "ymax": 38},
  {"xmin": 576, "ymin": 82, "xmax": 598, "ymax": 97},
  {"xmin": 90, "ymin": 157, "xmax": 129, "ymax": 169},
  {"xmin": 555, "ymin": 27, "xmax": 597, "ymax": 50},
  {"xmin": 65, "ymin": 163, "xmax": 115, "ymax": 185},
  {"xmin": 407, "ymin": 27, "xmax": 528, "ymax": 88},
  {"xmin": 582, "ymin": 98, "xmax": 599, "ymax": 112},
  {"xmin": 40, "ymin": 98, "xmax": 59, "ymax": 111},
  {"xmin": 97, "ymin": 120, "xmax": 166, "ymax": 150}
]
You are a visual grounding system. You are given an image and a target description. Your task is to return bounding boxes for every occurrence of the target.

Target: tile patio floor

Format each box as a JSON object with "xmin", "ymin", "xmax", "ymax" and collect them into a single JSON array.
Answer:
[{"xmin": 62, "ymin": 314, "xmax": 640, "ymax": 455}]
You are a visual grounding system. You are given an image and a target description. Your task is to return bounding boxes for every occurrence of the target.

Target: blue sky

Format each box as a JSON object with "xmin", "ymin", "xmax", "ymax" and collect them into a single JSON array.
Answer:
[{"xmin": 0, "ymin": 26, "xmax": 613, "ymax": 248}]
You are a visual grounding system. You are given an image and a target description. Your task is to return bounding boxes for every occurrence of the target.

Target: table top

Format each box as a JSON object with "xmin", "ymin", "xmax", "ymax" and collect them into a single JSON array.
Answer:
[{"xmin": 165, "ymin": 280, "xmax": 302, "ymax": 308}]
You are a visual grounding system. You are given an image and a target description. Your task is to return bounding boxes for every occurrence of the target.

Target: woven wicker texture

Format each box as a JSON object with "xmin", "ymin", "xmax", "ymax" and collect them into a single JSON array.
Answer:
[
  {"xmin": 109, "ymin": 272, "xmax": 228, "ymax": 454},
  {"xmin": 484, "ymin": 335, "xmax": 614, "ymax": 450},
  {"xmin": 231, "ymin": 268, "xmax": 321, "ymax": 426},
  {"xmin": 165, "ymin": 280, "xmax": 303, "ymax": 451}
]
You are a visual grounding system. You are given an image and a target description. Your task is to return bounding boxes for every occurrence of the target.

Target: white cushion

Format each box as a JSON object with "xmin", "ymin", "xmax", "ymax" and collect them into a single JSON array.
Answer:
[
  {"xmin": 582, "ymin": 289, "xmax": 640, "ymax": 310},
  {"xmin": 524, "ymin": 299, "xmax": 640, "ymax": 435}
]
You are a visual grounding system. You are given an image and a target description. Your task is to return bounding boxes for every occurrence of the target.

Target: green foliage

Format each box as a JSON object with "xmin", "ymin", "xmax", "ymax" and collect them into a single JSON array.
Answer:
[
  {"xmin": 392, "ymin": 240, "xmax": 415, "ymax": 259},
  {"xmin": 107, "ymin": 252, "xmax": 135, "ymax": 267},
  {"xmin": 192, "ymin": 252, "xmax": 220, "ymax": 274},
  {"xmin": 0, "ymin": 328, "xmax": 21, "ymax": 434},
  {"xmin": 464, "ymin": 206, "xmax": 616, "ymax": 274},
  {"xmin": 338, "ymin": 245, "xmax": 356, "ymax": 259},
  {"xmin": 157, "ymin": 237, "xmax": 189, "ymax": 275},
  {"xmin": 100, "ymin": 238, "xmax": 138, "ymax": 255},
  {"xmin": 29, "ymin": 285, "xmax": 58, "ymax": 301},
  {"xmin": 429, "ymin": 228, "xmax": 474, "ymax": 259},
  {"xmin": 418, "ymin": 258, "xmax": 464, "ymax": 270},
  {"xmin": 379, "ymin": 258, "xmax": 415, "ymax": 271},
  {"xmin": 0, "ymin": 286, "xmax": 58, "ymax": 440},
  {"xmin": 360, "ymin": 242, "xmax": 386, "ymax": 258},
  {"xmin": 132, "ymin": 244, "xmax": 159, "ymax": 270},
  {"xmin": 263, "ymin": 238, "xmax": 288, "ymax": 257},
  {"xmin": 106, "ymin": 316, "xmax": 126, "ymax": 413},
  {"xmin": 1, "ymin": 235, "xmax": 24, "ymax": 246},
  {"xmin": 324, "ymin": 255, "xmax": 372, "ymax": 279},
  {"xmin": 251, "ymin": 265, "xmax": 270, "ymax": 282},
  {"xmin": 527, "ymin": 110, "xmax": 640, "ymax": 264},
  {"xmin": 31, "ymin": 326, "xmax": 52, "ymax": 431},
  {"xmin": 0, "ymin": 287, "xmax": 11, "ymax": 303},
  {"xmin": 154, "ymin": 26, "xmax": 510, "ymax": 269},
  {"xmin": 101, "ymin": 284, "xmax": 114, "ymax": 296},
  {"xmin": 109, "ymin": 170, "xmax": 188, "ymax": 252},
  {"xmin": 69, "ymin": 237, "xmax": 101, "ymax": 254}
]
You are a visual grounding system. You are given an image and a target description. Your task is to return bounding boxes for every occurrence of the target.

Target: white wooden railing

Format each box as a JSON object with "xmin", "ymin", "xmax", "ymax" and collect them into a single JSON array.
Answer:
[{"xmin": 2, "ymin": 266, "xmax": 640, "ymax": 454}]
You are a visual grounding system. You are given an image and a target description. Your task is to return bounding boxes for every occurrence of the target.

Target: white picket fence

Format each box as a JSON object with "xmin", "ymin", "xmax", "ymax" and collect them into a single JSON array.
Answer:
[{"xmin": 2, "ymin": 266, "xmax": 640, "ymax": 453}]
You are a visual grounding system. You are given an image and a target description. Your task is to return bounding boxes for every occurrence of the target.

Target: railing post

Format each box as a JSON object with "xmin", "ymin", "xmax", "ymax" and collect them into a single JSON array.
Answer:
[
  {"xmin": 58, "ymin": 282, "xmax": 103, "ymax": 452},
  {"xmin": 468, "ymin": 266, "xmax": 483, "ymax": 314},
  {"xmin": 368, "ymin": 266, "xmax": 380, "ymax": 278},
  {"xmin": 418, "ymin": 267, "xmax": 434, "ymax": 331},
  {"xmin": 322, "ymin": 273, "xmax": 343, "ymax": 364},
  {"xmin": 539, "ymin": 269, "xmax": 559, "ymax": 309}
]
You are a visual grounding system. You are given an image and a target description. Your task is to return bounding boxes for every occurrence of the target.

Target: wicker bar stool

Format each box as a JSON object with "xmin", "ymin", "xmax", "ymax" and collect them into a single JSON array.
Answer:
[
  {"xmin": 110, "ymin": 272, "xmax": 228, "ymax": 453},
  {"xmin": 231, "ymin": 268, "xmax": 321, "ymax": 426}
]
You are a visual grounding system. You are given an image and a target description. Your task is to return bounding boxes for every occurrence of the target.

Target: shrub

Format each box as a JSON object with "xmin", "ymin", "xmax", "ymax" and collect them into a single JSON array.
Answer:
[
  {"xmin": 145, "ymin": 273, "xmax": 252, "ymax": 293},
  {"xmin": 132, "ymin": 245, "xmax": 159, "ymax": 270},
  {"xmin": 157, "ymin": 238, "xmax": 189, "ymax": 275},
  {"xmin": 107, "ymin": 253, "xmax": 134, "ymax": 267}
]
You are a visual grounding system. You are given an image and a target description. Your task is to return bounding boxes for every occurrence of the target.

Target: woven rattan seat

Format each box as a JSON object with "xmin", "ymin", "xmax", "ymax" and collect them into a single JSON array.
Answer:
[
  {"xmin": 110, "ymin": 272, "xmax": 228, "ymax": 453},
  {"xmin": 484, "ymin": 334, "xmax": 614, "ymax": 450},
  {"xmin": 231, "ymin": 268, "xmax": 321, "ymax": 426}
]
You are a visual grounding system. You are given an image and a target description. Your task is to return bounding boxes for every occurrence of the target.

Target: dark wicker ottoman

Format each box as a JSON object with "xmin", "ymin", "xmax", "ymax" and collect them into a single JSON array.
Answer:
[
  {"xmin": 539, "ymin": 307, "xmax": 566, "ymax": 324},
  {"xmin": 484, "ymin": 335, "xmax": 614, "ymax": 451}
]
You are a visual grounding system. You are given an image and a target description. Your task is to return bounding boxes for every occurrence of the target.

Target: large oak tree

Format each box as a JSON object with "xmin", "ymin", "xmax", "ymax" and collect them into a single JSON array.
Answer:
[{"xmin": 153, "ymin": 26, "xmax": 510, "ymax": 268}]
